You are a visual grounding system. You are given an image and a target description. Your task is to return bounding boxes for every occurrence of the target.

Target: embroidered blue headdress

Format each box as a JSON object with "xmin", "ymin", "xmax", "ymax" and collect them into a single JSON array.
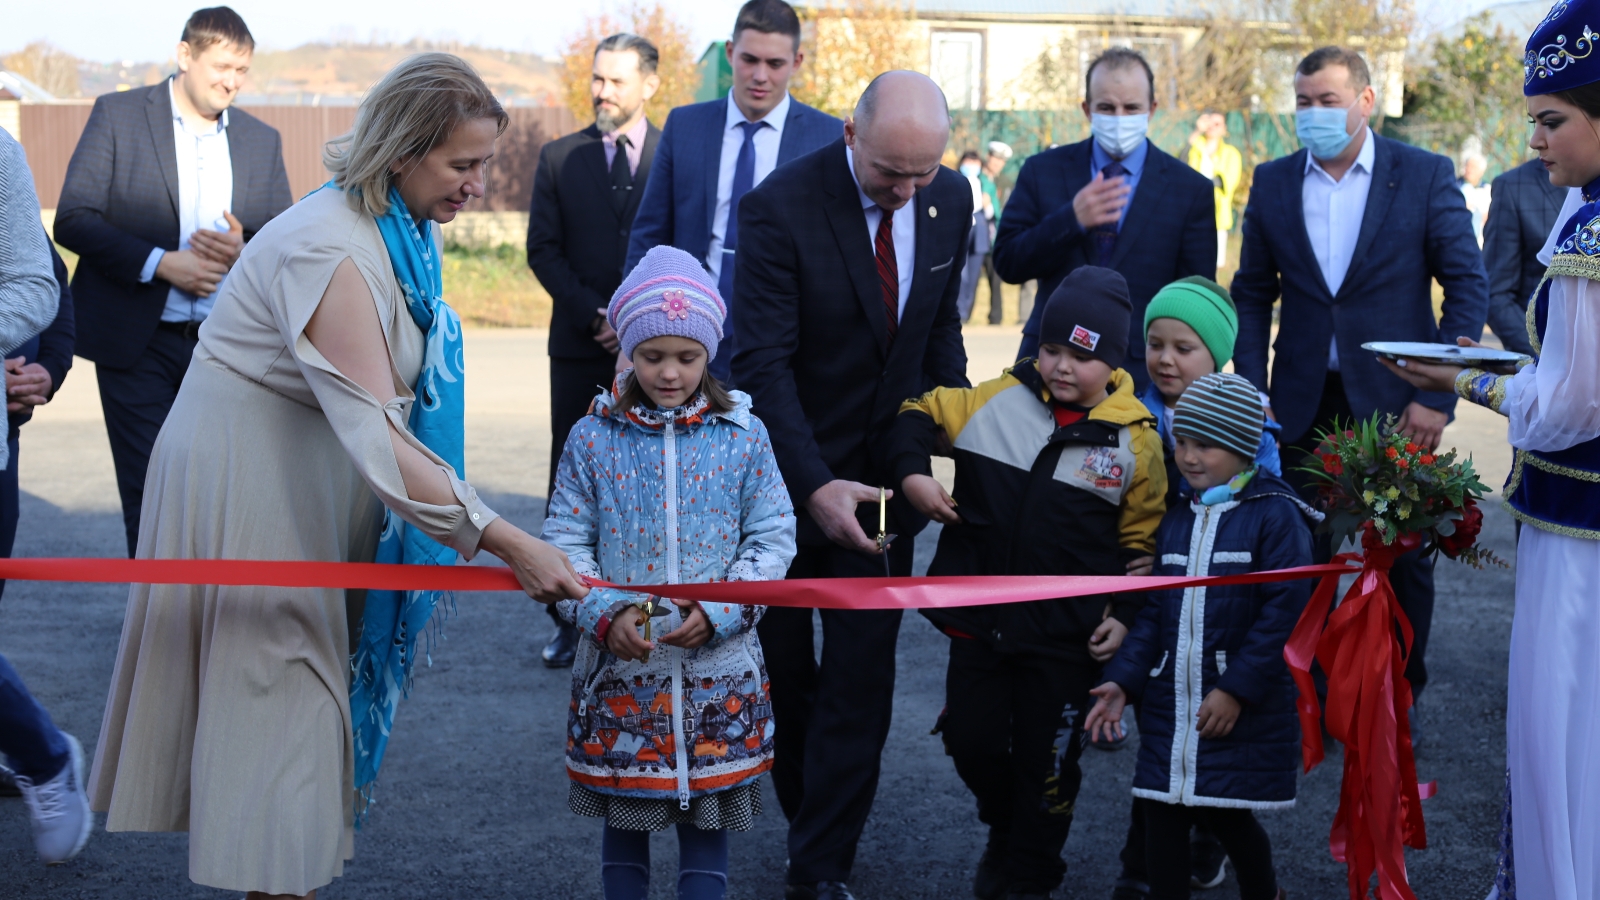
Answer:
[{"xmin": 1526, "ymin": 0, "xmax": 1600, "ymax": 94}]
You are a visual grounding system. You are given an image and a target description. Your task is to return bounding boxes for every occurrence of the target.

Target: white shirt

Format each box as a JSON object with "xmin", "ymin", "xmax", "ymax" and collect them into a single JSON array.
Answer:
[
  {"xmin": 1302, "ymin": 127, "xmax": 1375, "ymax": 371},
  {"xmin": 707, "ymin": 91, "xmax": 791, "ymax": 282},
  {"xmin": 138, "ymin": 79, "xmax": 233, "ymax": 322},
  {"xmin": 846, "ymin": 145, "xmax": 915, "ymax": 318}
]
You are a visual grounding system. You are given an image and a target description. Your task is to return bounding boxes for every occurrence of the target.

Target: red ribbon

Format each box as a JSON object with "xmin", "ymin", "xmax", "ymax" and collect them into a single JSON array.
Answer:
[
  {"xmin": 1284, "ymin": 526, "xmax": 1434, "ymax": 900},
  {"xmin": 0, "ymin": 557, "xmax": 1355, "ymax": 608}
]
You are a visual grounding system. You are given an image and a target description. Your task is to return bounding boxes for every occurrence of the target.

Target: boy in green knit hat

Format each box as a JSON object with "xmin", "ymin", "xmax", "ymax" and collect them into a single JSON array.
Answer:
[{"xmin": 1139, "ymin": 275, "xmax": 1281, "ymax": 508}]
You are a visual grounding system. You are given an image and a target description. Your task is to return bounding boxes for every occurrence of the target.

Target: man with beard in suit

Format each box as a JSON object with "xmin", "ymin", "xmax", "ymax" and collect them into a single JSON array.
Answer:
[{"xmin": 526, "ymin": 32, "xmax": 662, "ymax": 667}]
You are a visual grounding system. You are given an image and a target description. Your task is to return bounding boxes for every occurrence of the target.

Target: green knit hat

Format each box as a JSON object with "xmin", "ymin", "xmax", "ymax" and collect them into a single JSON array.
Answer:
[{"xmin": 1142, "ymin": 276, "xmax": 1238, "ymax": 370}]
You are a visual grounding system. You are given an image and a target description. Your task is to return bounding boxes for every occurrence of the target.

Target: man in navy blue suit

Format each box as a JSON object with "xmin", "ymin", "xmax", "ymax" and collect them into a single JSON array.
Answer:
[
  {"xmin": 995, "ymin": 47, "xmax": 1216, "ymax": 388},
  {"xmin": 1232, "ymin": 47, "xmax": 1488, "ymax": 710},
  {"xmin": 624, "ymin": 0, "xmax": 840, "ymax": 383}
]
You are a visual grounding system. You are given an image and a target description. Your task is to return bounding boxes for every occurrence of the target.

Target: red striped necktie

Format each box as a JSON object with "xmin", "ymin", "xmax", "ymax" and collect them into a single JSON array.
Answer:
[{"xmin": 875, "ymin": 207, "xmax": 898, "ymax": 343}]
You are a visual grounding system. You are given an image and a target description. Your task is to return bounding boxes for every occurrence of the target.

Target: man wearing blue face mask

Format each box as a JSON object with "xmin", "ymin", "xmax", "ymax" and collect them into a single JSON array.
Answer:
[
  {"xmin": 996, "ymin": 47, "xmax": 1217, "ymax": 389},
  {"xmin": 1231, "ymin": 46, "xmax": 1487, "ymax": 729}
]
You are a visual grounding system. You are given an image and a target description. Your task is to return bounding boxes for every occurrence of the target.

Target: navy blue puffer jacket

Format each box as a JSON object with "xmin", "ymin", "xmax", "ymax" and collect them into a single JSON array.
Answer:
[{"xmin": 1101, "ymin": 469, "xmax": 1316, "ymax": 808}]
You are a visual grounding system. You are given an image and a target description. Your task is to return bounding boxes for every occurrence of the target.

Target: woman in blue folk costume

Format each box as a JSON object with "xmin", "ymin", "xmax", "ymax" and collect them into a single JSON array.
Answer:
[{"xmin": 1383, "ymin": 3, "xmax": 1600, "ymax": 894}]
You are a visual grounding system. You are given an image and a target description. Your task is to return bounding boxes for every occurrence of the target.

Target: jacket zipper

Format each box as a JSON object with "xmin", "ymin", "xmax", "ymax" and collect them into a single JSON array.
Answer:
[
  {"xmin": 663, "ymin": 411, "xmax": 691, "ymax": 809},
  {"xmin": 1175, "ymin": 505, "xmax": 1213, "ymax": 801}
]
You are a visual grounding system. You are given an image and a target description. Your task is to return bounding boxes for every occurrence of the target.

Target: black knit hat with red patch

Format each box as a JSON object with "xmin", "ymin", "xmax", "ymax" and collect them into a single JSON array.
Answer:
[{"xmin": 1039, "ymin": 266, "xmax": 1133, "ymax": 369}]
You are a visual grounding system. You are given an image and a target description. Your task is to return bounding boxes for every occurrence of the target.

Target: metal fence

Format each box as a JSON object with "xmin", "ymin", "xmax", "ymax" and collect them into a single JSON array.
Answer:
[{"xmin": 19, "ymin": 102, "xmax": 577, "ymax": 212}]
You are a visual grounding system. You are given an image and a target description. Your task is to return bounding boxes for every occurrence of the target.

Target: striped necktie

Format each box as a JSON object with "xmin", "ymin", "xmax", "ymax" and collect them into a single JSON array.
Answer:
[{"xmin": 875, "ymin": 206, "xmax": 899, "ymax": 344}]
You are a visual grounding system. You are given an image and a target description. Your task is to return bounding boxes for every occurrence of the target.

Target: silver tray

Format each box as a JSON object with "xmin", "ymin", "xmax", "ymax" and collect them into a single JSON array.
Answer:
[{"xmin": 1361, "ymin": 341, "xmax": 1530, "ymax": 366}]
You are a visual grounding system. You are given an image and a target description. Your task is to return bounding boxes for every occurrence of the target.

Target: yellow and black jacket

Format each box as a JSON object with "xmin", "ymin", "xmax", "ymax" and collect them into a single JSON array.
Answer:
[{"xmin": 888, "ymin": 361, "xmax": 1167, "ymax": 659}]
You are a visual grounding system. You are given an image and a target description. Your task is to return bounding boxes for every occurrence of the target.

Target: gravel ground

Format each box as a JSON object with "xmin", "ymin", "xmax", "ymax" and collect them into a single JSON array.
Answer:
[{"xmin": 0, "ymin": 328, "xmax": 1517, "ymax": 899}]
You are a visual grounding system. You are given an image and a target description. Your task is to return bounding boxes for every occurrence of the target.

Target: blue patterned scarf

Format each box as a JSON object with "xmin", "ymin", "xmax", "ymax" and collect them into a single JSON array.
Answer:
[{"xmin": 338, "ymin": 184, "xmax": 467, "ymax": 813}]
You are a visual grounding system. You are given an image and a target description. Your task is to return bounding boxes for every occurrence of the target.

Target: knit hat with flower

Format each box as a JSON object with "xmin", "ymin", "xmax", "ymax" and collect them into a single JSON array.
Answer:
[{"xmin": 608, "ymin": 245, "xmax": 727, "ymax": 362}]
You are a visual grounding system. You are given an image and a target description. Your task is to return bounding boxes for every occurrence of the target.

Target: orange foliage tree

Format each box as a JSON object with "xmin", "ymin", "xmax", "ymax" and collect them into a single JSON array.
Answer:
[
  {"xmin": 792, "ymin": 0, "xmax": 922, "ymax": 118},
  {"xmin": 559, "ymin": 1, "xmax": 697, "ymax": 128}
]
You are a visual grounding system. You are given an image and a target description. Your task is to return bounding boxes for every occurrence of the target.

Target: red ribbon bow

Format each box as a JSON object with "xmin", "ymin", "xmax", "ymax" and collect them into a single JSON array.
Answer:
[{"xmin": 1284, "ymin": 525, "xmax": 1436, "ymax": 900}]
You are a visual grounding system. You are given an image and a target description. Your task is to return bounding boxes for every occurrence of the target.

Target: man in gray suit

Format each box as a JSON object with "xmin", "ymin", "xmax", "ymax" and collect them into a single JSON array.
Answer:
[
  {"xmin": 54, "ymin": 6, "xmax": 291, "ymax": 555},
  {"xmin": 1483, "ymin": 157, "xmax": 1567, "ymax": 356}
]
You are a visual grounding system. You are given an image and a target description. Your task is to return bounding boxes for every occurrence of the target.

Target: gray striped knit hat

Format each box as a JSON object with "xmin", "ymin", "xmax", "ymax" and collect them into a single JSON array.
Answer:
[{"xmin": 1172, "ymin": 372, "xmax": 1264, "ymax": 461}]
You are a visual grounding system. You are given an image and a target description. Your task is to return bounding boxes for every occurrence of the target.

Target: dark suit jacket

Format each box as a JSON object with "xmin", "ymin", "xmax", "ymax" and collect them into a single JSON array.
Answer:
[
  {"xmin": 624, "ymin": 95, "xmax": 841, "ymax": 272},
  {"xmin": 527, "ymin": 121, "xmax": 661, "ymax": 361},
  {"xmin": 996, "ymin": 138, "xmax": 1217, "ymax": 375},
  {"xmin": 53, "ymin": 80, "xmax": 292, "ymax": 370},
  {"xmin": 732, "ymin": 139, "xmax": 971, "ymax": 544},
  {"xmin": 1483, "ymin": 157, "xmax": 1566, "ymax": 354},
  {"xmin": 1231, "ymin": 136, "xmax": 1490, "ymax": 445}
]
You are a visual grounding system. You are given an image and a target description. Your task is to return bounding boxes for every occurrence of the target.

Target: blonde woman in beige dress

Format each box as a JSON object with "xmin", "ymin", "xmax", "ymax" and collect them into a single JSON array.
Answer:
[{"xmin": 87, "ymin": 54, "xmax": 589, "ymax": 900}]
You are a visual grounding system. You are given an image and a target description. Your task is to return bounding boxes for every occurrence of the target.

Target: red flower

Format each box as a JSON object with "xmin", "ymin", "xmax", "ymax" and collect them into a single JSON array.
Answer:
[
  {"xmin": 1437, "ymin": 500, "xmax": 1484, "ymax": 558},
  {"xmin": 1396, "ymin": 458, "xmax": 1409, "ymax": 468},
  {"xmin": 1321, "ymin": 453, "xmax": 1344, "ymax": 475},
  {"xmin": 1420, "ymin": 454, "xmax": 1436, "ymax": 465},
  {"xmin": 1405, "ymin": 442, "xmax": 1420, "ymax": 454},
  {"xmin": 1344, "ymin": 430, "xmax": 1356, "ymax": 438},
  {"xmin": 1386, "ymin": 446, "xmax": 1399, "ymax": 459}
]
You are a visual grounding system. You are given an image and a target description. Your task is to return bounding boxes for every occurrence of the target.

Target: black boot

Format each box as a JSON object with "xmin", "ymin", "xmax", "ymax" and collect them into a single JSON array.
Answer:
[{"xmin": 540, "ymin": 621, "xmax": 578, "ymax": 668}]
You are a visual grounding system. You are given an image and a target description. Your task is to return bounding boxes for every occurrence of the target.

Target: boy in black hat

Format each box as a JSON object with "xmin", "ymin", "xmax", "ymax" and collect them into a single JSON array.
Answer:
[{"xmin": 887, "ymin": 266, "xmax": 1167, "ymax": 900}]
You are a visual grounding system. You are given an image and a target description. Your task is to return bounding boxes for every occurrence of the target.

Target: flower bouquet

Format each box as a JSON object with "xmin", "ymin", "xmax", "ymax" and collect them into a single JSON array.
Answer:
[
  {"xmin": 1285, "ymin": 414, "xmax": 1501, "ymax": 900},
  {"xmin": 1308, "ymin": 414, "xmax": 1503, "ymax": 568}
]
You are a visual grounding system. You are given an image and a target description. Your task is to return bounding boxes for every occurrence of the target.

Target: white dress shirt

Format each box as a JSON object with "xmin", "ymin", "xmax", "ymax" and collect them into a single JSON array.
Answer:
[
  {"xmin": 1302, "ymin": 127, "xmax": 1374, "ymax": 371},
  {"xmin": 707, "ymin": 92, "xmax": 791, "ymax": 282},
  {"xmin": 846, "ymin": 145, "xmax": 914, "ymax": 318},
  {"xmin": 139, "ymin": 79, "xmax": 233, "ymax": 322}
]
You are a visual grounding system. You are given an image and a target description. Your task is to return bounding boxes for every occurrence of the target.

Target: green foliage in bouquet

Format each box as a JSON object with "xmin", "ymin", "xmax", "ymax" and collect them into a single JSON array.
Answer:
[{"xmin": 1300, "ymin": 414, "xmax": 1505, "ymax": 568}]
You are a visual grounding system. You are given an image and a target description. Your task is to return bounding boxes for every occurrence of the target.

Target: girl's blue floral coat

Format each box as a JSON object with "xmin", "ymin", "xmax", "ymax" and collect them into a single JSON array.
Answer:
[{"xmin": 543, "ymin": 381, "xmax": 796, "ymax": 807}]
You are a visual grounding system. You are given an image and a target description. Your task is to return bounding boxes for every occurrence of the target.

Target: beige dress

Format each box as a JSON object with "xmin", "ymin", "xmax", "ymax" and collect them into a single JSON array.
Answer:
[{"xmin": 87, "ymin": 188, "xmax": 499, "ymax": 895}]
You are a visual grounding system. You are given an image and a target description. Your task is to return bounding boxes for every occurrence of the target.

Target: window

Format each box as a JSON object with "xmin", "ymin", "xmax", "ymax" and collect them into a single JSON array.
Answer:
[{"xmin": 931, "ymin": 30, "xmax": 985, "ymax": 111}]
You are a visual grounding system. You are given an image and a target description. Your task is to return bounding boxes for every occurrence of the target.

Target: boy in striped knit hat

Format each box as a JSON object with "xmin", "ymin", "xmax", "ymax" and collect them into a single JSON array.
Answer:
[{"xmin": 1087, "ymin": 373, "xmax": 1316, "ymax": 900}]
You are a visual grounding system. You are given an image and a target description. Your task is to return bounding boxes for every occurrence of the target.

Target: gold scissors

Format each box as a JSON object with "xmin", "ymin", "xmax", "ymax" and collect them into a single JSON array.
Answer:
[
  {"xmin": 635, "ymin": 595, "xmax": 672, "ymax": 663},
  {"xmin": 876, "ymin": 486, "xmax": 898, "ymax": 554}
]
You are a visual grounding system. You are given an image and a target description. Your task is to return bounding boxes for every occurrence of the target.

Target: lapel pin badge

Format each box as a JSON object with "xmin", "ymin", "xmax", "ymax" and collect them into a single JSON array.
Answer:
[{"xmin": 928, "ymin": 205, "xmax": 938, "ymax": 218}]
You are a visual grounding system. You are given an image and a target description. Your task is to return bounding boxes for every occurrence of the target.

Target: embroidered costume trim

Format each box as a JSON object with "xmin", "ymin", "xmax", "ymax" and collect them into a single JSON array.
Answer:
[
  {"xmin": 1455, "ymin": 368, "xmax": 1509, "ymax": 413},
  {"xmin": 1503, "ymin": 452, "xmax": 1600, "ymax": 539}
]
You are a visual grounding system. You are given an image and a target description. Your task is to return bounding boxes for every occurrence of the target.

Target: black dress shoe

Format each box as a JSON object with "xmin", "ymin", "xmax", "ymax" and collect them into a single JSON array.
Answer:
[
  {"xmin": 540, "ymin": 622, "xmax": 578, "ymax": 668},
  {"xmin": 785, "ymin": 882, "xmax": 858, "ymax": 900},
  {"xmin": 974, "ymin": 849, "xmax": 1008, "ymax": 900}
]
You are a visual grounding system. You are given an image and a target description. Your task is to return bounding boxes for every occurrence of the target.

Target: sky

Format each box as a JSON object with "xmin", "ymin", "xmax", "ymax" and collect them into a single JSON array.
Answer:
[
  {"xmin": 5, "ymin": 0, "xmax": 750, "ymax": 63},
  {"xmin": 4, "ymin": 0, "xmax": 1528, "ymax": 65}
]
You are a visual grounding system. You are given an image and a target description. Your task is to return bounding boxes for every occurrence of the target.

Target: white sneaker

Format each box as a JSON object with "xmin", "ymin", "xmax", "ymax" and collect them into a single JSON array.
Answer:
[{"xmin": 16, "ymin": 732, "xmax": 92, "ymax": 865}]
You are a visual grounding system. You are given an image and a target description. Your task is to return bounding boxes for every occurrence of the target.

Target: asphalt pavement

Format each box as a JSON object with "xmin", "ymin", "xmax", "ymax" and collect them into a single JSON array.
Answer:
[{"xmin": 0, "ymin": 327, "xmax": 1517, "ymax": 898}]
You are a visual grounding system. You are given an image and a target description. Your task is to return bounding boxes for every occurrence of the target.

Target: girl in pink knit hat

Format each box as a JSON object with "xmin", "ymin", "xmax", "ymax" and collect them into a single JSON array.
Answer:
[{"xmin": 540, "ymin": 245, "xmax": 797, "ymax": 900}]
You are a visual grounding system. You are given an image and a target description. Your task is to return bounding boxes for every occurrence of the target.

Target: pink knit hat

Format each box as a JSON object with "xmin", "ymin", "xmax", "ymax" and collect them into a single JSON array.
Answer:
[{"xmin": 608, "ymin": 246, "xmax": 727, "ymax": 362}]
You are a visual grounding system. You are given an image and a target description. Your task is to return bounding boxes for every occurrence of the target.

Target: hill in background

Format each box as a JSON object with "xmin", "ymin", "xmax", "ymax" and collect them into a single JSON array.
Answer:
[{"xmin": 23, "ymin": 40, "xmax": 562, "ymax": 104}]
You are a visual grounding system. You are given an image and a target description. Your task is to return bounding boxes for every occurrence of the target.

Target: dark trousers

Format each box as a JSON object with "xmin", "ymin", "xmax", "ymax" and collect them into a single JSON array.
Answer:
[
  {"xmin": 97, "ymin": 326, "xmax": 198, "ymax": 557},
  {"xmin": 0, "ymin": 432, "xmax": 19, "ymax": 601},
  {"xmin": 0, "ymin": 653, "xmax": 69, "ymax": 783},
  {"xmin": 1119, "ymin": 797, "xmax": 1223, "ymax": 885},
  {"xmin": 941, "ymin": 638, "xmax": 1097, "ymax": 893},
  {"xmin": 983, "ymin": 253, "xmax": 1005, "ymax": 325},
  {"xmin": 548, "ymin": 355, "xmax": 617, "ymax": 629},
  {"xmin": 1282, "ymin": 372, "xmax": 1436, "ymax": 694},
  {"xmin": 758, "ymin": 539, "xmax": 911, "ymax": 885},
  {"xmin": 548, "ymin": 354, "xmax": 620, "ymax": 501},
  {"xmin": 1144, "ymin": 801, "xmax": 1277, "ymax": 900}
]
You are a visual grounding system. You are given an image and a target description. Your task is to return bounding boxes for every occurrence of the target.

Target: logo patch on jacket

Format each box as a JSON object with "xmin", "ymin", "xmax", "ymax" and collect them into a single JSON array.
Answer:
[
  {"xmin": 1075, "ymin": 445, "xmax": 1124, "ymax": 489},
  {"xmin": 1070, "ymin": 325, "xmax": 1100, "ymax": 352}
]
